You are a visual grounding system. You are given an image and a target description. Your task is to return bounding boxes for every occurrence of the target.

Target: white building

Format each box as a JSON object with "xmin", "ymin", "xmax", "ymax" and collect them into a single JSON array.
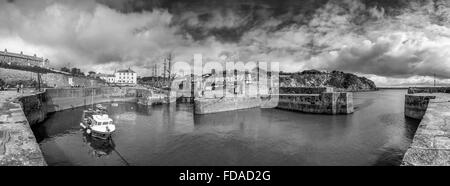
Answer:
[
  {"xmin": 107, "ymin": 75, "xmax": 115, "ymax": 83},
  {"xmin": 114, "ymin": 68, "xmax": 137, "ymax": 85}
]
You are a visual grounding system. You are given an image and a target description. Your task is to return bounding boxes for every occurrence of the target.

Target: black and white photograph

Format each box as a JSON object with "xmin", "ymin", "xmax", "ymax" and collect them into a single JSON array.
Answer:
[{"xmin": 0, "ymin": 0, "xmax": 449, "ymax": 178}]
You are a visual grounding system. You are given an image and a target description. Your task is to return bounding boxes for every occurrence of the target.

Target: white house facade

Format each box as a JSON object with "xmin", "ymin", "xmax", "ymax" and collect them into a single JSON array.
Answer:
[{"xmin": 114, "ymin": 68, "xmax": 137, "ymax": 85}]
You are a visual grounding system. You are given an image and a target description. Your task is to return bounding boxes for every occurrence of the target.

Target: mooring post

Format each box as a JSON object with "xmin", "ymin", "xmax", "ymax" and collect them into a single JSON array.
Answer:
[
  {"xmin": 37, "ymin": 71, "xmax": 41, "ymax": 92},
  {"xmin": 268, "ymin": 71, "xmax": 271, "ymax": 95},
  {"xmin": 191, "ymin": 73, "xmax": 194, "ymax": 102},
  {"xmin": 257, "ymin": 61, "xmax": 260, "ymax": 98},
  {"xmin": 244, "ymin": 71, "xmax": 248, "ymax": 97}
]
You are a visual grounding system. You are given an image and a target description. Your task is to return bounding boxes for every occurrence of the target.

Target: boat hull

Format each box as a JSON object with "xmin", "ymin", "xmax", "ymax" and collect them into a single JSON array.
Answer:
[{"xmin": 91, "ymin": 131, "xmax": 113, "ymax": 140}]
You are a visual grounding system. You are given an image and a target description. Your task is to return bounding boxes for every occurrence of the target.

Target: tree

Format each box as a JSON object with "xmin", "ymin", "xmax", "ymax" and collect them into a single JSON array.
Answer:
[
  {"xmin": 0, "ymin": 78, "xmax": 5, "ymax": 87},
  {"xmin": 88, "ymin": 71, "xmax": 96, "ymax": 77},
  {"xmin": 71, "ymin": 68, "xmax": 84, "ymax": 76},
  {"xmin": 61, "ymin": 67, "xmax": 70, "ymax": 73}
]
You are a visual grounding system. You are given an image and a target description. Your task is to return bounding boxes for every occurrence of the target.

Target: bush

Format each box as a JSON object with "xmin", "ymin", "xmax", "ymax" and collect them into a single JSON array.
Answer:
[{"xmin": 0, "ymin": 62, "xmax": 52, "ymax": 74}]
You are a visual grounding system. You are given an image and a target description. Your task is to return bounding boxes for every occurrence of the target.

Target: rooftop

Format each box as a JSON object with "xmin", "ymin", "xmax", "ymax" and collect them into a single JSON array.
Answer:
[
  {"xmin": 116, "ymin": 68, "xmax": 136, "ymax": 73},
  {"xmin": 0, "ymin": 50, "xmax": 45, "ymax": 62},
  {"xmin": 97, "ymin": 73, "xmax": 115, "ymax": 77}
]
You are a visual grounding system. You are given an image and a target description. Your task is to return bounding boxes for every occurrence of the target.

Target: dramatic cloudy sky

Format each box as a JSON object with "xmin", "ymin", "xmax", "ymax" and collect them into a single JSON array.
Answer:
[{"xmin": 1, "ymin": 0, "xmax": 449, "ymax": 86}]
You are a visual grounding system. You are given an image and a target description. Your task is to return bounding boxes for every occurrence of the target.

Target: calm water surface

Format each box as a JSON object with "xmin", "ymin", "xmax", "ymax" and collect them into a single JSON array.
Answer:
[{"xmin": 32, "ymin": 89, "xmax": 420, "ymax": 166}]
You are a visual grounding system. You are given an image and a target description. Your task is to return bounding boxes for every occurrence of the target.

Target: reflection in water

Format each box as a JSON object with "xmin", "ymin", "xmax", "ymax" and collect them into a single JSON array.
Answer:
[
  {"xmin": 82, "ymin": 133, "xmax": 115, "ymax": 158},
  {"xmin": 32, "ymin": 89, "xmax": 420, "ymax": 166}
]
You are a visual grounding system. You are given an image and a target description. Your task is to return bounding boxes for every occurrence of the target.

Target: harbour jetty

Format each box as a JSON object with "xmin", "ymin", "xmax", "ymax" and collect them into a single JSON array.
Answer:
[
  {"xmin": 194, "ymin": 96, "xmax": 262, "ymax": 114},
  {"xmin": 194, "ymin": 87, "xmax": 354, "ymax": 115},
  {"xmin": 0, "ymin": 91, "xmax": 46, "ymax": 166},
  {"xmin": 276, "ymin": 87, "xmax": 354, "ymax": 114},
  {"xmin": 402, "ymin": 87, "xmax": 450, "ymax": 166}
]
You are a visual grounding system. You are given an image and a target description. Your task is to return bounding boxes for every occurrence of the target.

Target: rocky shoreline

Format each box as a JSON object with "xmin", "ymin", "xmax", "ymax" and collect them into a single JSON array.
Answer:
[{"xmin": 280, "ymin": 70, "xmax": 377, "ymax": 92}]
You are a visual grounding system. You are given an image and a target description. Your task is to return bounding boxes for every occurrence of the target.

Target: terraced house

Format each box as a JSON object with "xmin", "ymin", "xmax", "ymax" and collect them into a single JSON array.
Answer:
[{"xmin": 0, "ymin": 49, "xmax": 49, "ymax": 68}]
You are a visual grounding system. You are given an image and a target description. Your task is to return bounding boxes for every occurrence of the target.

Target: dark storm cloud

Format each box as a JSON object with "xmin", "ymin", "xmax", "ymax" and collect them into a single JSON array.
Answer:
[
  {"xmin": 0, "ymin": 0, "xmax": 449, "ymax": 85},
  {"xmin": 98, "ymin": 0, "xmax": 376, "ymax": 42},
  {"xmin": 97, "ymin": 0, "xmax": 417, "ymax": 42}
]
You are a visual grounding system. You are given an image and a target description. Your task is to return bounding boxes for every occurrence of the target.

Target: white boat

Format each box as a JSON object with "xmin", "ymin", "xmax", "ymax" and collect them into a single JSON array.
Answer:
[{"xmin": 80, "ymin": 109, "xmax": 116, "ymax": 139}]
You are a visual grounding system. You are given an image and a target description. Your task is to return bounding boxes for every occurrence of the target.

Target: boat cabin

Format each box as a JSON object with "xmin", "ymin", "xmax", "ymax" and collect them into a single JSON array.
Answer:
[{"xmin": 91, "ymin": 115, "xmax": 113, "ymax": 126}]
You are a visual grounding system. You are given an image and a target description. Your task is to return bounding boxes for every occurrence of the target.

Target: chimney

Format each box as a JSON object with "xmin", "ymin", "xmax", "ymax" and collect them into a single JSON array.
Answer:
[
  {"xmin": 4, "ymin": 49, "xmax": 7, "ymax": 52},
  {"xmin": 20, "ymin": 51, "xmax": 23, "ymax": 55}
]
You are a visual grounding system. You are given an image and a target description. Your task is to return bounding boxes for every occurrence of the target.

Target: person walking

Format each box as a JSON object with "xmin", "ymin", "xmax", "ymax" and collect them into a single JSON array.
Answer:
[
  {"xmin": 20, "ymin": 84, "xmax": 24, "ymax": 94},
  {"xmin": 16, "ymin": 84, "xmax": 20, "ymax": 93}
]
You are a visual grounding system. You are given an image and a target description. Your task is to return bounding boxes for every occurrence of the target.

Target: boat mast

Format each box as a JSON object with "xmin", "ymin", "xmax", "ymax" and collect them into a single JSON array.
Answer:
[
  {"xmin": 92, "ymin": 88, "xmax": 94, "ymax": 109},
  {"xmin": 434, "ymin": 73, "xmax": 436, "ymax": 87}
]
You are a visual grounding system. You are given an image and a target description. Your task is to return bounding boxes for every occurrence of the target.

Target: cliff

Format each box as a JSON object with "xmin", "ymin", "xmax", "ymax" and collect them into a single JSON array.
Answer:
[
  {"xmin": 280, "ymin": 70, "xmax": 377, "ymax": 92},
  {"xmin": 0, "ymin": 67, "xmax": 106, "ymax": 88}
]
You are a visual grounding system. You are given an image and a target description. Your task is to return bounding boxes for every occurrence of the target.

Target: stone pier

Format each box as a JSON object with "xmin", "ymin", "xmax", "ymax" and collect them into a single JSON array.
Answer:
[
  {"xmin": 194, "ymin": 96, "xmax": 261, "ymax": 114},
  {"xmin": 275, "ymin": 87, "xmax": 354, "ymax": 115},
  {"xmin": 402, "ymin": 87, "xmax": 450, "ymax": 166},
  {"xmin": 276, "ymin": 92, "xmax": 354, "ymax": 114},
  {"xmin": 194, "ymin": 87, "xmax": 354, "ymax": 115},
  {"xmin": 0, "ymin": 91, "xmax": 46, "ymax": 166}
]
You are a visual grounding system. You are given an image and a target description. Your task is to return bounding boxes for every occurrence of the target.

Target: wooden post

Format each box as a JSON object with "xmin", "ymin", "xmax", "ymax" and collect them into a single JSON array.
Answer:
[
  {"xmin": 234, "ymin": 69, "xmax": 237, "ymax": 95},
  {"xmin": 191, "ymin": 73, "xmax": 194, "ymax": 101},
  {"xmin": 37, "ymin": 71, "xmax": 41, "ymax": 92},
  {"xmin": 223, "ymin": 70, "xmax": 226, "ymax": 97},
  {"xmin": 434, "ymin": 73, "xmax": 436, "ymax": 87},
  {"xmin": 163, "ymin": 59, "xmax": 166, "ymax": 80},
  {"xmin": 257, "ymin": 61, "xmax": 260, "ymax": 97}
]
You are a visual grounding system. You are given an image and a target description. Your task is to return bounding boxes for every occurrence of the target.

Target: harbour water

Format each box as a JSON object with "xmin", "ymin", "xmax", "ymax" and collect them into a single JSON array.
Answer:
[{"xmin": 32, "ymin": 89, "xmax": 420, "ymax": 166}]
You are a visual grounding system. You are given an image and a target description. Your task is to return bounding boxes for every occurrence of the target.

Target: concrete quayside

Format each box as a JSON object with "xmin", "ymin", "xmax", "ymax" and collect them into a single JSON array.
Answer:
[
  {"xmin": 403, "ymin": 87, "xmax": 450, "ymax": 166},
  {"xmin": 0, "ymin": 91, "xmax": 46, "ymax": 166},
  {"xmin": 194, "ymin": 87, "xmax": 354, "ymax": 115}
]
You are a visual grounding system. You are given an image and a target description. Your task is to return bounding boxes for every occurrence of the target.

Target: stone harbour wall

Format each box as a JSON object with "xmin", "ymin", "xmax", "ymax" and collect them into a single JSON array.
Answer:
[
  {"xmin": 194, "ymin": 87, "xmax": 353, "ymax": 115},
  {"xmin": 335, "ymin": 92, "xmax": 354, "ymax": 114},
  {"xmin": 404, "ymin": 94, "xmax": 436, "ymax": 120},
  {"xmin": 18, "ymin": 93, "xmax": 48, "ymax": 126},
  {"xmin": 44, "ymin": 87, "xmax": 141, "ymax": 112},
  {"xmin": 42, "ymin": 73, "xmax": 106, "ymax": 88},
  {"xmin": 276, "ymin": 92, "xmax": 354, "ymax": 114},
  {"xmin": 19, "ymin": 87, "xmax": 173, "ymax": 118},
  {"xmin": 279, "ymin": 87, "xmax": 334, "ymax": 94},
  {"xmin": 0, "ymin": 98, "xmax": 46, "ymax": 166},
  {"xmin": 0, "ymin": 67, "xmax": 37, "ymax": 83},
  {"xmin": 194, "ymin": 96, "xmax": 262, "ymax": 114},
  {"xmin": 402, "ymin": 93, "xmax": 450, "ymax": 166},
  {"xmin": 408, "ymin": 87, "xmax": 450, "ymax": 94}
]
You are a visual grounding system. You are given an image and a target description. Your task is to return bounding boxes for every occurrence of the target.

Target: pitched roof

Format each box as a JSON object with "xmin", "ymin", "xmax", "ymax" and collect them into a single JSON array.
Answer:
[
  {"xmin": 0, "ymin": 50, "xmax": 44, "ymax": 62},
  {"xmin": 117, "ymin": 69, "xmax": 135, "ymax": 73},
  {"xmin": 97, "ymin": 73, "xmax": 115, "ymax": 77}
]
